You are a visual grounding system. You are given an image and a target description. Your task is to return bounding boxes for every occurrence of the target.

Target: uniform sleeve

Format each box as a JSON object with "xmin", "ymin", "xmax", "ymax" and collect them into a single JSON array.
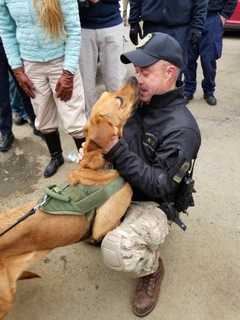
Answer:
[
  {"xmin": 0, "ymin": 1, "xmax": 22, "ymax": 69},
  {"xmin": 221, "ymin": 0, "xmax": 238, "ymax": 19},
  {"xmin": 105, "ymin": 128, "xmax": 201, "ymax": 201},
  {"xmin": 61, "ymin": 0, "xmax": 81, "ymax": 74},
  {"xmin": 191, "ymin": 0, "xmax": 208, "ymax": 31},
  {"xmin": 129, "ymin": 0, "xmax": 142, "ymax": 24}
]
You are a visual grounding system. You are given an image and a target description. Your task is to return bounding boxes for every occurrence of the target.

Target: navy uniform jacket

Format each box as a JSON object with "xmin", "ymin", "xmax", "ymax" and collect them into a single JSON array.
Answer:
[
  {"xmin": 105, "ymin": 87, "xmax": 201, "ymax": 204},
  {"xmin": 129, "ymin": 0, "xmax": 208, "ymax": 31},
  {"xmin": 208, "ymin": 0, "xmax": 237, "ymax": 18}
]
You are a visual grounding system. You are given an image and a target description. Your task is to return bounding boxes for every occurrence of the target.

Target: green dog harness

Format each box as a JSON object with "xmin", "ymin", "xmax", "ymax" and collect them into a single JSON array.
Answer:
[{"xmin": 39, "ymin": 176, "xmax": 125, "ymax": 216}]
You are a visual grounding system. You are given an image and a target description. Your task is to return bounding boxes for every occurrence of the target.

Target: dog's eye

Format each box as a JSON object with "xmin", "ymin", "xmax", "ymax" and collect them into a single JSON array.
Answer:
[{"xmin": 116, "ymin": 96, "xmax": 124, "ymax": 108}]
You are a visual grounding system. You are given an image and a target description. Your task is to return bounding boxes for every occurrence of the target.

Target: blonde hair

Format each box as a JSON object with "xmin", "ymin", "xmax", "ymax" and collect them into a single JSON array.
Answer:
[{"xmin": 33, "ymin": 0, "xmax": 66, "ymax": 39}]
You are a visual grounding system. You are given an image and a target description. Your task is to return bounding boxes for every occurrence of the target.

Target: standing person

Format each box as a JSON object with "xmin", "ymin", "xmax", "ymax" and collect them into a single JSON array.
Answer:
[
  {"xmin": 184, "ymin": 0, "xmax": 237, "ymax": 106},
  {"xmin": 79, "ymin": 0, "xmax": 126, "ymax": 116},
  {"xmin": 0, "ymin": 0, "xmax": 86, "ymax": 177},
  {"xmin": 128, "ymin": 0, "xmax": 208, "ymax": 81},
  {"xmin": 0, "ymin": 38, "xmax": 37, "ymax": 152},
  {"xmin": 91, "ymin": 33, "xmax": 201, "ymax": 317}
]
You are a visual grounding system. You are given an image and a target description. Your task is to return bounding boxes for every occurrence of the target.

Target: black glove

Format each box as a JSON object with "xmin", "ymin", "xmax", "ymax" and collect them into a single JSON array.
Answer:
[
  {"xmin": 189, "ymin": 29, "xmax": 202, "ymax": 48},
  {"xmin": 129, "ymin": 23, "xmax": 143, "ymax": 46}
]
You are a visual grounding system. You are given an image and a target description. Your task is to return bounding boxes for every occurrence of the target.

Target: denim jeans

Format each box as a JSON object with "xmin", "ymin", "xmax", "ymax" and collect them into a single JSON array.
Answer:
[{"xmin": 9, "ymin": 73, "xmax": 28, "ymax": 120}]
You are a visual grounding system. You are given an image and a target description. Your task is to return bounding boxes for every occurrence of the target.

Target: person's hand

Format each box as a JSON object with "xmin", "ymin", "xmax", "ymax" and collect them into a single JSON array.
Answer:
[
  {"xmin": 189, "ymin": 29, "xmax": 202, "ymax": 48},
  {"xmin": 219, "ymin": 15, "xmax": 226, "ymax": 26},
  {"xmin": 88, "ymin": 0, "xmax": 100, "ymax": 3},
  {"xmin": 13, "ymin": 67, "xmax": 36, "ymax": 98},
  {"xmin": 55, "ymin": 70, "xmax": 74, "ymax": 102},
  {"xmin": 129, "ymin": 23, "xmax": 143, "ymax": 46}
]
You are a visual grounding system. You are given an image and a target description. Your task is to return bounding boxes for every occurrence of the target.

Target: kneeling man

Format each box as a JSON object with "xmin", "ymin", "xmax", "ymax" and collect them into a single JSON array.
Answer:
[{"xmin": 93, "ymin": 33, "xmax": 201, "ymax": 317}]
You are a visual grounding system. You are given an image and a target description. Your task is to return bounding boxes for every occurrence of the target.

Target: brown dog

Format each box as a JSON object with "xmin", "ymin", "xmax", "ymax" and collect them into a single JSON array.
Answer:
[{"xmin": 0, "ymin": 78, "xmax": 138, "ymax": 319}]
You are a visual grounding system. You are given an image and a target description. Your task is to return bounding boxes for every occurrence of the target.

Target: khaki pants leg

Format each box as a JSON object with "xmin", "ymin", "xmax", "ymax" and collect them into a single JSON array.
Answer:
[
  {"xmin": 79, "ymin": 29, "xmax": 98, "ymax": 116},
  {"xmin": 98, "ymin": 24, "xmax": 126, "ymax": 92},
  {"xmin": 24, "ymin": 60, "xmax": 58, "ymax": 133},
  {"xmin": 101, "ymin": 202, "xmax": 169, "ymax": 278}
]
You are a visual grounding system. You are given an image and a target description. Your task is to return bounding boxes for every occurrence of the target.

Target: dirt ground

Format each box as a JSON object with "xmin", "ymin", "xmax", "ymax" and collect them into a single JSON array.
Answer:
[{"xmin": 1, "ymin": 30, "xmax": 240, "ymax": 320}]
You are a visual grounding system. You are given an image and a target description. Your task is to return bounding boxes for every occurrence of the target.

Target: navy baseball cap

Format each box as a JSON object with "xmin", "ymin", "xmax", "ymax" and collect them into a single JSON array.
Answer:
[{"xmin": 121, "ymin": 32, "xmax": 183, "ymax": 69}]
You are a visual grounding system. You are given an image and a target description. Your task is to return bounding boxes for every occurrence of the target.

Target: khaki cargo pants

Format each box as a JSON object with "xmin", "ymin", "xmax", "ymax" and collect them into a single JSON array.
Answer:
[{"xmin": 101, "ymin": 202, "xmax": 169, "ymax": 277}]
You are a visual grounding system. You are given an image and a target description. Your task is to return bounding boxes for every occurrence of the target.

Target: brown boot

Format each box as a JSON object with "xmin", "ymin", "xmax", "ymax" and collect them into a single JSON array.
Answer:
[{"xmin": 132, "ymin": 258, "xmax": 164, "ymax": 317}]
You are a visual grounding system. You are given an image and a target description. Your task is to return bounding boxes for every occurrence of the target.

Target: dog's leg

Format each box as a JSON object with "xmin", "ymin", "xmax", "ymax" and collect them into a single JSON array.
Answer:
[{"xmin": 0, "ymin": 251, "xmax": 48, "ymax": 319}]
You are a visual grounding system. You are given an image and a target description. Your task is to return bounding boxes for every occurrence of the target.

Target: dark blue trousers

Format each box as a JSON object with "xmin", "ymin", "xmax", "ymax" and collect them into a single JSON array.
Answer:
[
  {"xmin": 0, "ymin": 40, "xmax": 35, "ymax": 137},
  {"xmin": 184, "ymin": 14, "xmax": 224, "ymax": 97}
]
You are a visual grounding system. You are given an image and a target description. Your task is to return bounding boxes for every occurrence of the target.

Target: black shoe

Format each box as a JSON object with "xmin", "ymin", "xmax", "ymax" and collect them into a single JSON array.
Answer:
[
  {"xmin": 0, "ymin": 132, "xmax": 14, "ymax": 152},
  {"xmin": 184, "ymin": 95, "xmax": 193, "ymax": 104},
  {"xmin": 43, "ymin": 154, "xmax": 64, "ymax": 178},
  {"xmin": 13, "ymin": 113, "xmax": 28, "ymax": 126},
  {"xmin": 204, "ymin": 94, "xmax": 217, "ymax": 106}
]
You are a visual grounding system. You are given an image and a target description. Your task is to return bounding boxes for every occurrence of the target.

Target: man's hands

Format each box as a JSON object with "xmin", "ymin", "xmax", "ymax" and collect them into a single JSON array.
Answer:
[
  {"xmin": 55, "ymin": 70, "xmax": 74, "ymax": 102},
  {"xmin": 13, "ymin": 67, "xmax": 36, "ymax": 98},
  {"xmin": 129, "ymin": 23, "xmax": 143, "ymax": 46}
]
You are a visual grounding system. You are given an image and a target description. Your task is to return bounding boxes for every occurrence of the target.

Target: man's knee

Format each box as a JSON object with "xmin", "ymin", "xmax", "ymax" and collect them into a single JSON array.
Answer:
[{"xmin": 101, "ymin": 230, "xmax": 126, "ymax": 271}]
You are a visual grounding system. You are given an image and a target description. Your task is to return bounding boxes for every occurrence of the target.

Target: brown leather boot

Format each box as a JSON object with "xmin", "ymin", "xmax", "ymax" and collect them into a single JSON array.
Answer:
[{"xmin": 132, "ymin": 258, "xmax": 164, "ymax": 317}]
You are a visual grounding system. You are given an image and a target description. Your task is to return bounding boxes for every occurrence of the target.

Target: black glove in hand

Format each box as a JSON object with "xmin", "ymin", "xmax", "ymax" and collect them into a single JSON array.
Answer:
[
  {"xmin": 190, "ymin": 29, "xmax": 202, "ymax": 48},
  {"xmin": 129, "ymin": 23, "xmax": 143, "ymax": 46}
]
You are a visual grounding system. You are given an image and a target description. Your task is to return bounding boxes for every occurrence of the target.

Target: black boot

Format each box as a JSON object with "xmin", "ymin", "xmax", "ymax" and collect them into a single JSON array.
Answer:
[
  {"xmin": 73, "ymin": 137, "xmax": 85, "ymax": 150},
  {"xmin": 43, "ymin": 131, "xmax": 64, "ymax": 178}
]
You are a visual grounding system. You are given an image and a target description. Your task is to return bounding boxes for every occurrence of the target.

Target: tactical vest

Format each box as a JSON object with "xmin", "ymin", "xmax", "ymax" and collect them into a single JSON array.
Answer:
[{"xmin": 39, "ymin": 177, "xmax": 125, "ymax": 216}]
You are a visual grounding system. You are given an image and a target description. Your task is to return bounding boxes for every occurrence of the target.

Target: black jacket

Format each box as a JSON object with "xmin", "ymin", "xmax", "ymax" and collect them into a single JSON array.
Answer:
[
  {"xmin": 105, "ymin": 87, "xmax": 201, "ymax": 204},
  {"xmin": 208, "ymin": 0, "xmax": 237, "ymax": 19},
  {"xmin": 129, "ymin": 0, "xmax": 208, "ymax": 31}
]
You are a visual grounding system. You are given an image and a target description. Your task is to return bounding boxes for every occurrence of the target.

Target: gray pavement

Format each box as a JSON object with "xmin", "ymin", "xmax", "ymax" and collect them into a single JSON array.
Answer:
[{"xmin": 1, "ymin": 30, "xmax": 240, "ymax": 320}]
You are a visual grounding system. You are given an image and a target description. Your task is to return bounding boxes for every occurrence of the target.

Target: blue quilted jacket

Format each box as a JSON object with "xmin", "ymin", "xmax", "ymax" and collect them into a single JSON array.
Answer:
[{"xmin": 0, "ymin": 0, "xmax": 81, "ymax": 73}]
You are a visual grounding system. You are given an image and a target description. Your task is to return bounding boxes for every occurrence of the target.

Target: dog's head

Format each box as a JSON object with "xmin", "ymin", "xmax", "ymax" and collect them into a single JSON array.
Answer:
[
  {"xmin": 80, "ymin": 78, "xmax": 139, "ymax": 170},
  {"xmin": 87, "ymin": 76, "xmax": 139, "ymax": 133}
]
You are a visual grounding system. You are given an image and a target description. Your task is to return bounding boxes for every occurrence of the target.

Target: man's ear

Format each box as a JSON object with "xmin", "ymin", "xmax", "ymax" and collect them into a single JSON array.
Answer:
[{"xmin": 166, "ymin": 65, "xmax": 177, "ymax": 80}]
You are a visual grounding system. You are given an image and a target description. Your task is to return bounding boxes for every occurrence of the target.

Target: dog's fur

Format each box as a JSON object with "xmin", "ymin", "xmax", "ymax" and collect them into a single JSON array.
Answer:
[{"xmin": 0, "ymin": 78, "xmax": 138, "ymax": 319}]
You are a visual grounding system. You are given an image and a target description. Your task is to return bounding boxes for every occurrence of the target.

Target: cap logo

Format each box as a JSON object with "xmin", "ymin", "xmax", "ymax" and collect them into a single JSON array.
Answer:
[{"xmin": 136, "ymin": 33, "xmax": 153, "ymax": 49}]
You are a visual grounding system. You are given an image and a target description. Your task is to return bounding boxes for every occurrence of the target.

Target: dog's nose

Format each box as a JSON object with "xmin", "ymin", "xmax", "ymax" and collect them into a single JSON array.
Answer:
[{"xmin": 127, "ymin": 76, "xmax": 138, "ymax": 87}]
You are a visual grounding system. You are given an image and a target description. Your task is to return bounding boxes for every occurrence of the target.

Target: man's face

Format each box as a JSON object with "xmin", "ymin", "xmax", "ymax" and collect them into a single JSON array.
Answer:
[{"xmin": 134, "ymin": 60, "xmax": 176, "ymax": 103}]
